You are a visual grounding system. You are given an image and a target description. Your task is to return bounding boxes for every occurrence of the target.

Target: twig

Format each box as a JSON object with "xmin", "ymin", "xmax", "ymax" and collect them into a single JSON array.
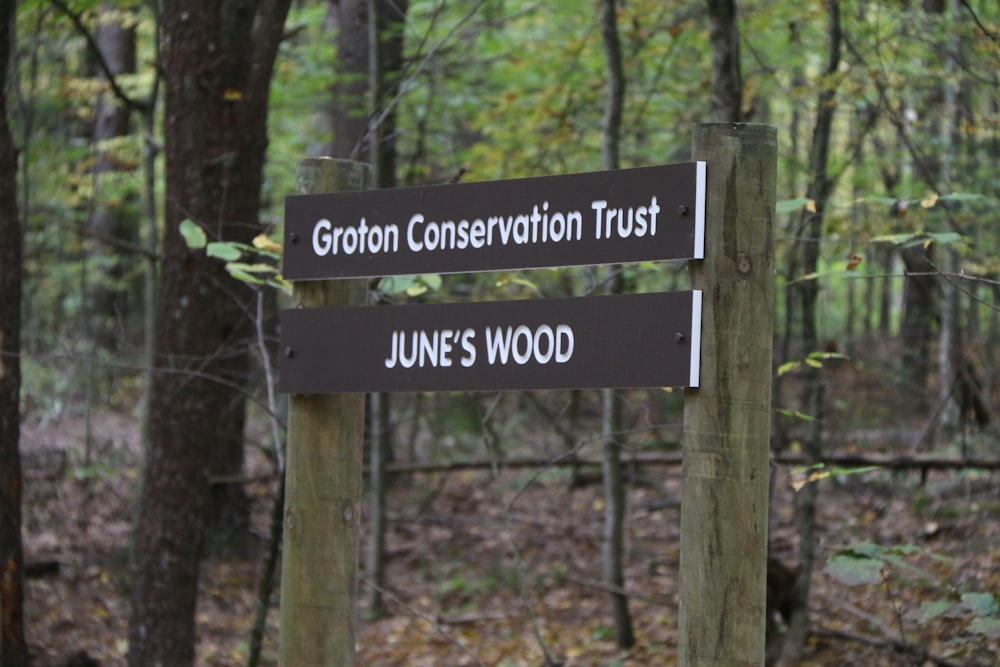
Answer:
[
  {"xmin": 358, "ymin": 578, "xmax": 489, "ymax": 667},
  {"xmin": 49, "ymin": 0, "xmax": 152, "ymax": 114},
  {"xmin": 812, "ymin": 629, "xmax": 979, "ymax": 667},
  {"xmin": 254, "ymin": 290, "xmax": 284, "ymax": 472},
  {"xmin": 474, "ymin": 394, "xmax": 564, "ymax": 667}
]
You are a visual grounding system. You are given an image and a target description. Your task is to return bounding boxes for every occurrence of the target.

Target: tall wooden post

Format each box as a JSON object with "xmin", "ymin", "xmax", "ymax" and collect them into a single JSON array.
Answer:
[
  {"xmin": 679, "ymin": 123, "xmax": 777, "ymax": 666},
  {"xmin": 279, "ymin": 158, "xmax": 370, "ymax": 667}
]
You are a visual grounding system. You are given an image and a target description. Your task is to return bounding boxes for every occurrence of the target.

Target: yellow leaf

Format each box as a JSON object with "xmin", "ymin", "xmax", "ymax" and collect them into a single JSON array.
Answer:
[
  {"xmin": 920, "ymin": 193, "xmax": 939, "ymax": 209},
  {"xmin": 252, "ymin": 233, "xmax": 282, "ymax": 252},
  {"xmin": 805, "ymin": 199, "xmax": 817, "ymax": 213},
  {"xmin": 224, "ymin": 88, "xmax": 243, "ymax": 102}
]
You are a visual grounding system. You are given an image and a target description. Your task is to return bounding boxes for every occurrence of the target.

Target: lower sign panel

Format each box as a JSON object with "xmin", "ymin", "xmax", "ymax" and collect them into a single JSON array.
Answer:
[{"xmin": 279, "ymin": 291, "xmax": 701, "ymax": 393}]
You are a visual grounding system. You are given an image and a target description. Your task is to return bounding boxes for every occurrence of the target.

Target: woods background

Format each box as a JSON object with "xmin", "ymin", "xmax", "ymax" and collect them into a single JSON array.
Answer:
[{"xmin": 2, "ymin": 1, "xmax": 1000, "ymax": 666}]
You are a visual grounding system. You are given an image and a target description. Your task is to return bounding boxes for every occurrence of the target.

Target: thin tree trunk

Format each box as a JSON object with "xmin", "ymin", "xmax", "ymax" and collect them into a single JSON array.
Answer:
[
  {"xmin": 332, "ymin": 0, "xmax": 370, "ymax": 159},
  {"xmin": 86, "ymin": 3, "xmax": 138, "ymax": 356},
  {"xmin": 935, "ymin": 0, "xmax": 960, "ymax": 436},
  {"xmin": 0, "ymin": 2, "xmax": 28, "ymax": 662},
  {"xmin": 705, "ymin": 0, "xmax": 743, "ymax": 122},
  {"xmin": 778, "ymin": 3, "xmax": 841, "ymax": 665},
  {"xmin": 598, "ymin": 0, "xmax": 635, "ymax": 649},
  {"xmin": 351, "ymin": 0, "xmax": 410, "ymax": 618}
]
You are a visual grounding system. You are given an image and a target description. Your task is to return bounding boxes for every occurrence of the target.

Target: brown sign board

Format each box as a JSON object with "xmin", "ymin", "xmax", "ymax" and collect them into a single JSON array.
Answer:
[
  {"xmin": 279, "ymin": 291, "xmax": 701, "ymax": 393},
  {"xmin": 283, "ymin": 162, "xmax": 705, "ymax": 280}
]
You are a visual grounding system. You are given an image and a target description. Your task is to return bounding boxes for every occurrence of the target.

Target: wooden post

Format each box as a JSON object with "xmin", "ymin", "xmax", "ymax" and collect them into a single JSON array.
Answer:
[
  {"xmin": 679, "ymin": 123, "xmax": 777, "ymax": 666},
  {"xmin": 279, "ymin": 158, "xmax": 370, "ymax": 667}
]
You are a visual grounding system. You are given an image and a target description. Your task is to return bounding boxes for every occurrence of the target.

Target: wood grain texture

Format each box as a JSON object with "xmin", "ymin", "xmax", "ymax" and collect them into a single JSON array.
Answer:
[
  {"xmin": 279, "ymin": 158, "xmax": 370, "ymax": 667},
  {"xmin": 679, "ymin": 123, "xmax": 777, "ymax": 666}
]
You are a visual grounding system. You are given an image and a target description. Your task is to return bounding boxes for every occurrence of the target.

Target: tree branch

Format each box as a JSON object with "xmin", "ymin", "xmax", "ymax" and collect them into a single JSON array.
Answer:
[{"xmin": 49, "ymin": 0, "xmax": 152, "ymax": 114}]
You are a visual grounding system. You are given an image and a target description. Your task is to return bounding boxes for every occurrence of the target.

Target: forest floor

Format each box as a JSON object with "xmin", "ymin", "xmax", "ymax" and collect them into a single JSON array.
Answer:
[{"xmin": 17, "ymin": 391, "xmax": 1000, "ymax": 667}]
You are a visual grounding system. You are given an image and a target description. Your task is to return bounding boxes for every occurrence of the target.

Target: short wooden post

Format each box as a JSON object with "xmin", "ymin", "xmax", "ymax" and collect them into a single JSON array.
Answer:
[
  {"xmin": 279, "ymin": 158, "xmax": 370, "ymax": 667},
  {"xmin": 679, "ymin": 123, "xmax": 777, "ymax": 666}
]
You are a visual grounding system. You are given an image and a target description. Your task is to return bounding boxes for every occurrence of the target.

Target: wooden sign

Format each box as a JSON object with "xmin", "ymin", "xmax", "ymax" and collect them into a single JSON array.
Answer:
[
  {"xmin": 279, "ymin": 291, "xmax": 702, "ymax": 393},
  {"xmin": 283, "ymin": 162, "xmax": 705, "ymax": 280}
]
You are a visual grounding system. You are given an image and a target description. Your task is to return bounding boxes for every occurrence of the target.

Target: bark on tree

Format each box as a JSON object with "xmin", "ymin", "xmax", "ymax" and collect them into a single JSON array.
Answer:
[
  {"xmin": 0, "ymin": 2, "xmax": 28, "ymax": 664},
  {"xmin": 86, "ymin": 3, "xmax": 138, "ymax": 356},
  {"xmin": 598, "ymin": 0, "xmax": 635, "ymax": 649},
  {"xmin": 705, "ymin": 0, "xmax": 744, "ymax": 123},
  {"xmin": 332, "ymin": 0, "xmax": 371, "ymax": 159},
  {"xmin": 900, "ymin": 244, "xmax": 936, "ymax": 414},
  {"xmin": 777, "ymin": 3, "xmax": 841, "ymax": 665},
  {"xmin": 127, "ymin": 1, "xmax": 290, "ymax": 665},
  {"xmin": 351, "ymin": 0, "xmax": 409, "ymax": 618}
]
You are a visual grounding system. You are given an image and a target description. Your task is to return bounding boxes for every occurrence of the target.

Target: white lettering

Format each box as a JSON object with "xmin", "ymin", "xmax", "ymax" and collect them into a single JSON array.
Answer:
[
  {"xmin": 342, "ymin": 225, "xmax": 358, "ymax": 254},
  {"xmin": 460, "ymin": 329, "xmax": 477, "ymax": 367},
  {"xmin": 485, "ymin": 326, "xmax": 513, "ymax": 365},
  {"xmin": 312, "ymin": 217, "xmax": 398, "ymax": 255},
  {"xmin": 407, "ymin": 213, "xmax": 424, "ymax": 251},
  {"xmin": 533, "ymin": 324, "xmax": 554, "ymax": 363},
  {"xmin": 592, "ymin": 200, "xmax": 609, "ymax": 239},
  {"xmin": 485, "ymin": 324, "xmax": 574, "ymax": 365},
  {"xmin": 556, "ymin": 324, "xmax": 574, "ymax": 363},
  {"xmin": 312, "ymin": 218, "xmax": 332, "ymax": 255},
  {"xmin": 591, "ymin": 196, "xmax": 660, "ymax": 239},
  {"xmin": 512, "ymin": 325, "xmax": 533, "ymax": 364}
]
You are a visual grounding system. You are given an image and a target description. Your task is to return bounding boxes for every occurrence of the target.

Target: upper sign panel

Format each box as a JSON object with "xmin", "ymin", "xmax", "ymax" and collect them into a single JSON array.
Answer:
[{"xmin": 283, "ymin": 162, "xmax": 705, "ymax": 280}]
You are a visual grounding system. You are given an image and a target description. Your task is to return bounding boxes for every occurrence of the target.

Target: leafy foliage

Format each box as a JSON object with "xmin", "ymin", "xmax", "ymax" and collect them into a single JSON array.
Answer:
[{"xmin": 826, "ymin": 540, "xmax": 1000, "ymax": 654}]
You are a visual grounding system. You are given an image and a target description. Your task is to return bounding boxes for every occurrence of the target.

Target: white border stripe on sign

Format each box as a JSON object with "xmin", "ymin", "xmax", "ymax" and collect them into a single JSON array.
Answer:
[
  {"xmin": 694, "ymin": 161, "xmax": 706, "ymax": 260},
  {"xmin": 689, "ymin": 289, "xmax": 703, "ymax": 388}
]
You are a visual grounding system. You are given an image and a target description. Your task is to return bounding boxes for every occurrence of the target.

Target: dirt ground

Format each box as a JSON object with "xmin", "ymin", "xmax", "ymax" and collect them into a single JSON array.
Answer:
[{"xmin": 18, "ymin": 402, "xmax": 1000, "ymax": 667}]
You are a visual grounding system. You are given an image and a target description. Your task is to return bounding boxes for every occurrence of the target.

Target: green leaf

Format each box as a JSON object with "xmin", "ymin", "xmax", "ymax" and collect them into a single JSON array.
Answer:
[
  {"xmin": 961, "ymin": 592, "xmax": 999, "ymax": 617},
  {"xmin": 777, "ymin": 360, "xmax": 801, "ymax": 376},
  {"xmin": 776, "ymin": 407, "xmax": 816, "ymax": 422},
  {"xmin": 227, "ymin": 262, "xmax": 278, "ymax": 274},
  {"xmin": 225, "ymin": 262, "xmax": 277, "ymax": 284},
  {"xmin": 846, "ymin": 542, "xmax": 883, "ymax": 559},
  {"xmin": 179, "ymin": 219, "xmax": 207, "ymax": 249},
  {"xmin": 420, "ymin": 273, "xmax": 443, "ymax": 291},
  {"xmin": 807, "ymin": 351, "xmax": 849, "ymax": 362},
  {"xmin": 968, "ymin": 616, "xmax": 1000, "ymax": 639},
  {"xmin": 924, "ymin": 232, "xmax": 964, "ymax": 246},
  {"xmin": 378, "ymin": 275, "xmax": 418, "ymax": 295},
  {"xmin": 906, "ymin": 599, "xmax": 955, "ymax": 624},
  {"xmin": 939, "ymin": 192, "xmax": 986, "ymax": 202},
  {"xmin": 871, "ymin": 231, "xmax": 919, "ymax": 245},
  {"xmin": 206, "ymin": 241, "xmax": 244, "ymax": 261},
  {"xmin": 825, "ymin": 547, "xmax": 884, "ymax": 586},
  {"xmin": 268, "ymin": 275, "xmax": 294, "ymax": 296},
  {"xmin": 776, "ymin": 197, "xmax": 811, "ymax": 213}
]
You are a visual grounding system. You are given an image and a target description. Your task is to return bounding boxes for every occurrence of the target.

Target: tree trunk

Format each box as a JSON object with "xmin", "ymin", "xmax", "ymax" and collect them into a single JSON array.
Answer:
[
  {"xmin": 86, "ymin": 3, "xmax": 138, "ymax": 357},
  {"xmin": 778, "ymin": 3, "xmax": 841, "ymax": 665},
  {"xmin": 0, "ymin": 3, "xmax": 28, "ymax": 663},
  {"xmin": 899, "ymin": 243, "xmax": 936, "ymax": 415},
  {"xmin": 597, "ymin": 0, "xmax": 635, "ymax": 649},
  {"xmin": 332, "ymin": 0, "xmax": 371, "ymax": 159},
  {"xmin": 127, "ymin": 2, "xmax": 291, "ymax": 665},
  {"xmin": 705, "ymin": 0, "xmax": 743, "ymax": 123}
]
